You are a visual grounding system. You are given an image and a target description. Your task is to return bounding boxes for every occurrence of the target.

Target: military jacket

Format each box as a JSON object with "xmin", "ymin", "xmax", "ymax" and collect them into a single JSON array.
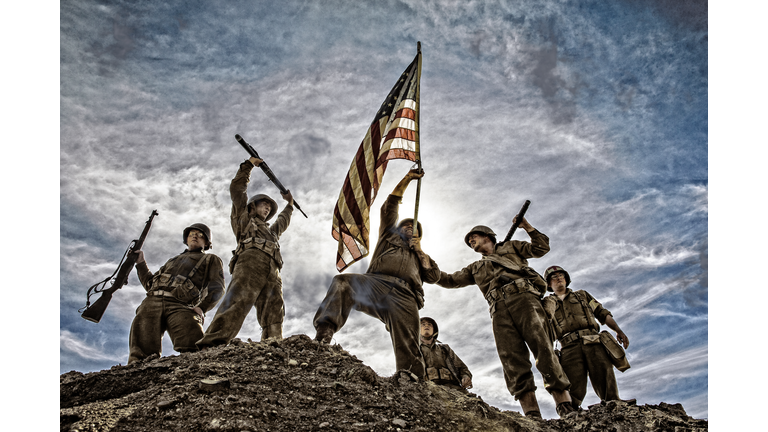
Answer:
[
  {"xmin": 542, "ymin": 288, "xmax": 612, "ymax": 339},
  {"xmin": 366, "ymin": 194, "xmax": 440, "ymax": 300},
  {"xmin": 436, "ymin": 230, "xmax": 550, "ymax": 298},
  {"xmin": 230, "ymin": 160, "xmax": 292, "ymax": 268},
  {"xmin": 420, "ymin": 338, "xmax": 472, "ymax": 383},
  {"xmin": 136, "ymin": 248, "xmax": 225, "ymax": 313}
]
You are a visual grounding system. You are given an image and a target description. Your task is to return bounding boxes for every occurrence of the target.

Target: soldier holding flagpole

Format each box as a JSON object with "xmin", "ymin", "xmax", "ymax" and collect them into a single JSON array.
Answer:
[{"xmin": 314, "ymin": 44, "xmax": 438, "ymax": 378}]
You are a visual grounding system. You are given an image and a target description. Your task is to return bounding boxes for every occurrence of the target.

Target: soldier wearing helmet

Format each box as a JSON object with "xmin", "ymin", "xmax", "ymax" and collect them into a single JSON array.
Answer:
[
  {"xmin": 197, "ymin": 156, "xmax": 294, "ymax": 348},
  {"xmin": 128, "ymin": 223, "xmax": 225, "ymax": 364},
  {"xmin": 313, "ymin": 169, "xmax": 440, "ymax": 379},
  {"xmin": 542, "ymin": 265, "xmax": 631, "ymax": 410},
  {"xmin": 419, "ymin": 317, "xmax": 473, "ymax": 391},
  {"xmin": 436, "ymin": 217, "xmax": 576, "ymax": 419}
]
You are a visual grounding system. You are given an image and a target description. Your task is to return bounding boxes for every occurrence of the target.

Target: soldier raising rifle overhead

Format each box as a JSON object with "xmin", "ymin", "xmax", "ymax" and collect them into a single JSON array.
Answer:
[{"xmin": 197, "ymin": 156, "xmax": 294, "ymax": 348}]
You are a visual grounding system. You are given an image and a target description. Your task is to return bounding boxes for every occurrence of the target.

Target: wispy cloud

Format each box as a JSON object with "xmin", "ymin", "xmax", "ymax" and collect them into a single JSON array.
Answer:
[{"xmin": 60, "ymin": 0, "xmax": 707, "ymax": 420}]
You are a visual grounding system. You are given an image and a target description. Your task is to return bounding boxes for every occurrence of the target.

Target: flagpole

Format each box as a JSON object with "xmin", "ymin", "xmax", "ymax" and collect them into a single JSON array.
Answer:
[{"xmin": 412, "ymin": 41, "xmax": 422, "ymax": 239}]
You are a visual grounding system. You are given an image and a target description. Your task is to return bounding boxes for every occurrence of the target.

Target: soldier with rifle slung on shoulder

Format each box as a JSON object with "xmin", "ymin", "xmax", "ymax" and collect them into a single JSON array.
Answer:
[
  {"xmin": 128, "ymin": 223, "xmax": 225, "ymax": 364},
  {"xmin": 197, "ymin": 155, "xmax": 294, "ymax": 348},
  {"xmin": 435, "ymin": 209, "xmax": 577, "ymax": 419}
]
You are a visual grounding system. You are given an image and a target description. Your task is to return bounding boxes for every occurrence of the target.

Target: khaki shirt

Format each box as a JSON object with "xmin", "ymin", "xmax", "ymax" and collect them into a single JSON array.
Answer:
[
  {"xmin": 366, "ymin": 194, "xmax": 440, "ymax": 300},
  {"xmin": 136, "ymin": 249, "xmax": 226, "ymax": 313},
  {"xmin": 230, "ymin": 161, "xmax": 292, "ymax": 267},
  {"xmin": 436, "ymin": 230, "xmax": 550, "ymax": 298},
  {"xmin": 543, "ymin": 288, "xmax": 612, "ymax": 339}
]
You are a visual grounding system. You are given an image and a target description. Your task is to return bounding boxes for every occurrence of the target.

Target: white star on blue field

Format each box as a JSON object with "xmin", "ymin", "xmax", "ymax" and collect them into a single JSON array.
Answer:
[{"xmin": 55, "ymin": 0, "xmax": 709, "ymax": 421}]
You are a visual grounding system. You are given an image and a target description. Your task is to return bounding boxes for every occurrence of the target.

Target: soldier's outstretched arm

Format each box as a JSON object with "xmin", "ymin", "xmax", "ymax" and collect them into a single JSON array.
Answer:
[{"xmin": 391, "ymin": 168, "xmax": 424, "ymax": 197}]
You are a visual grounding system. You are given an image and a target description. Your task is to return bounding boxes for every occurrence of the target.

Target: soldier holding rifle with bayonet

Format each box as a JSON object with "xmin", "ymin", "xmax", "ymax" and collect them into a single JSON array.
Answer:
[
  {"xmin": 435, "ymin": 203, "xmax": 577, "ymax": 419},
  {"xmin": 197, "ymin": 135, "xmax": 297, "ymax": 347}
]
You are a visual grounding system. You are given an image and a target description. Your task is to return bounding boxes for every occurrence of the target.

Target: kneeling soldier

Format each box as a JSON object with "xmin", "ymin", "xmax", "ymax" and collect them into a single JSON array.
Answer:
[
  {"xmin": 128, "ymin": 223, "xmax": 225, "ymax": 364},
  {"xmin": 542, "ymin": 265, "xmax": 631, "ymax": 410},
  {"xmin": 420, "ymin": 317, "xmax": 473, "ymax": 391}
]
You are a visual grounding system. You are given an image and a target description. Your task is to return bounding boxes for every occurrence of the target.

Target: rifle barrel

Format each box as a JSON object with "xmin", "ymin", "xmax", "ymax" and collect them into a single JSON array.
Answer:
[
  {"xmin": 235, "ymin": 134, "xmax": 308, "ymax": 218},
  {"xmin": 503, "ymin": 200, "xmax": 531, "ymax": 242}
]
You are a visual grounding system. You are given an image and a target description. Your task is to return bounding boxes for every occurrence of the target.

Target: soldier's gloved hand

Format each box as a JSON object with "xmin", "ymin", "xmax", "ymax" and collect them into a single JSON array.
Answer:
[
  {"xmin": 193, "ymin": 306, "xmax": 205, "ymax": 324},
  {"xmin": 409, "ymin": 237, "xmax": 423, "ymax": 252},
  {"xmin": 616, "ymin": 331, "xmax": 629, "ymax": 349},
  {"xmin": 249, "ymin": 157, "xmax": 263, "ymax": 167},
  {"xmin": 461, "ymin": 376, "xmax": 473, "ymax": 389}
]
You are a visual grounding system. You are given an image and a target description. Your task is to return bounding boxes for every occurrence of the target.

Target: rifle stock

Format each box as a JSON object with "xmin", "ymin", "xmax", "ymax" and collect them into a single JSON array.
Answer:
[
  {"xmin": 234, "ymin": 134, "xmax": 308, "ymax": 218},
  {"xmin": 503, "ymin": 200, "xmax": 531, "ymax": 243},
  {"xmin": 81, "ymin": 210, "xmax": 158, "ymax": 323}
]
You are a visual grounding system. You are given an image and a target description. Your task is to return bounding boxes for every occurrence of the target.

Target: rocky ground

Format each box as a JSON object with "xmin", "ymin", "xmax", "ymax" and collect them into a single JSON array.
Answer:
[{"xmin": 60, "ymin": 334, "xmax": 708, "ymax": 431}]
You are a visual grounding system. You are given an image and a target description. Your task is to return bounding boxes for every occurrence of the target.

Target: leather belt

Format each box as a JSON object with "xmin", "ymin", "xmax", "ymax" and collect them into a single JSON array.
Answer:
[
  {"xmin": 148, "ymin": 290, "xmax": 176, "ymax": 298},
  {"xmin": 484, "ymin": 279, "xmax": 529, "ymax": 304},
  {"xmin": 559, "ymin": 328, "xmax": 598, "ymax": 345}
]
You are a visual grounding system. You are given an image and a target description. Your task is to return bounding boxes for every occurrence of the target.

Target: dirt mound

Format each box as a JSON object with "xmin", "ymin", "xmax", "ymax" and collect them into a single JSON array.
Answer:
[{"xmin": 60, "ymin": 335, "xmax": 707, "ymax": 431}]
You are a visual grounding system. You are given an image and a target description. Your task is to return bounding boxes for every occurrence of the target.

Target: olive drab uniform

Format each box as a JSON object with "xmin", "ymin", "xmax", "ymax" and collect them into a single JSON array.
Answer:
[
  {"xmin": 313, "ymin": 194, "xmax": 440, "ymax": 378},
  {"xmin": 196, "ymin": 160, "xmax": 292, "ymax": 347},
  {"xmin": 436, "ymin": 230, "xmax": 571, "ymax": 400},
  {"xmin": 128, "ymin": 248, "xmax": 225, "ymax": 364},
  {"xmin": 421, "ymin": 340, "xmax": 472, "ymax": 390},
  {"xmin": 542, "ymin": 288, "xmax": 621, "ymax": 408}
]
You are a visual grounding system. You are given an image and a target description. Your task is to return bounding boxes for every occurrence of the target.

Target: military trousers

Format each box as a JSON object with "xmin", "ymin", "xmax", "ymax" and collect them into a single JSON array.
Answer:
[
  {"xmin": 559, "ymin": 339, "xmax": 620, "ymax": 407},
  {"xmin": 128, "ymin": 295, "xmax": 203, "ymax": 364},
  {"xmin": 491, "ymin": 291, "xmax": 571, "ymax": 399},
  {"xmin": 313, "ymin": 273, "xmax": 426, "ymax": 379},
  {"xmin": 197, "ymin": 249, "xmax": 284, "ymax": 348}
]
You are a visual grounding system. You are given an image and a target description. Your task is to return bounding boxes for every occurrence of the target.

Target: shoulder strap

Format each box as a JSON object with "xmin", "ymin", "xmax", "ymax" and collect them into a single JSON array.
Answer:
[
  {"xmin": 481, "ymin": 254, "xmax": 522, "ymax": 272},
  {"xmin": 573, "ymin": 290, "xmax": 599, "ymax": 331},
  {"xmin": 187, "ymin": 253, "xmax": 213, "ymax": 280}
]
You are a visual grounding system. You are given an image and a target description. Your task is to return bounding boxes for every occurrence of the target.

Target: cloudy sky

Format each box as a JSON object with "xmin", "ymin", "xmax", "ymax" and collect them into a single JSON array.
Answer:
[{"xmin": 54, "ymin": 0, "xmax": 714, "ymax": 421}]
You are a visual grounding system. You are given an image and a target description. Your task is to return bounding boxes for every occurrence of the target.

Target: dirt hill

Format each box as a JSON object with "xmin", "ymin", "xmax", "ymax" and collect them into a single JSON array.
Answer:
[{"xmin": 60, "ymin": 335, "xmax": 707, "ymax": 431}]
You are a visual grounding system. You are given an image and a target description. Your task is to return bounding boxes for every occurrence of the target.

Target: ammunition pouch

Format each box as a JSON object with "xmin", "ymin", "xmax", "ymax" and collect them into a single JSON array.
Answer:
[
  {"xmin": 485, "ymin": 277, "xmax": 539, "ymax": 318},
  {"xmin": 426, "ymin": 367, "xmax": 456, "ymax": 383},
  {"xmin": 599, "ymin": 330, "xmax": 631, "ymax": 372},
  {"xmin": 149, "ymin": 254, "xmax": 211, "ymax": 307},
  {"xmin": 235, "ymin": 236, "xmax": 283, "ymax": 269}
]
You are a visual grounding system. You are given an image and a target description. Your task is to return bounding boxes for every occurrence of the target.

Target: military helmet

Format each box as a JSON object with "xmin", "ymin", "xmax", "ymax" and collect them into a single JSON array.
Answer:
[
  {"xmin": 247, "ymin": 194, "xmax": 278, "ymax": 221},
  {"xmin": 464, "ymin": 225, "xmax": 497, "ymax": 247},
  {"xmin": 420, "ymin": 316, "xmax": 439, "ymax": 337},
  {"xmin": 398, "ymin": 218, "xmax": 423, "ymax": 238},
  {"xmin": 183, "ymin": 223, "xmax": 212, "ymax": 250},
  {"xmin": 544, "ymin": 265, "xmax": 571, "ymax": 291}
]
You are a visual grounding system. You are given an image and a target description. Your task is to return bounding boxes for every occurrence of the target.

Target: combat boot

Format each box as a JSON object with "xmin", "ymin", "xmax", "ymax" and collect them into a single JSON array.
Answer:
[
  {"xmin": 556, "ymin": 401, "xmax": 577, "ymax": 418},
  {"xmin": 518, "ymin": 391, "xmax": 542, "ymax": 419},
  {"xmin": 261, "ymin": 323, "xmax": 283, "ymax": 341},
  {"xmin": 315, "ymin": 322, "xmax": 335, "ymax": 344}
]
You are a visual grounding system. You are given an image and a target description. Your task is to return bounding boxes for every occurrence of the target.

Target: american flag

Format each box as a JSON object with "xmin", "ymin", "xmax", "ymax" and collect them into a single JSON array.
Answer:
[{"xmin": 332, "ymin": 48, "xmax": 422, "ymax": 272}]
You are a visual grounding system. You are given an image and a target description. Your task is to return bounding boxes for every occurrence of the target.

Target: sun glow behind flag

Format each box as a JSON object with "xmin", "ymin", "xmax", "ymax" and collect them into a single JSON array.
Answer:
[{"xmin": 331, "ymin": 49, "xmax": 422, "ymax": 272}]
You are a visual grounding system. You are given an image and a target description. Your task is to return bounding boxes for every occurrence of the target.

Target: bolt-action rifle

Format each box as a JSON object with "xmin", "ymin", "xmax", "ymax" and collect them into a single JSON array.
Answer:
[
  {"xmin": 234, "ymin": 134, "xmax": 308, "ymax": 218},
  {"xmin": 503, "ymin": 200, "xmax": 531, "ymax": 242},
  {"xmin": 80, "ymin": 210, "xmax": 159, "ymax": 323}
]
